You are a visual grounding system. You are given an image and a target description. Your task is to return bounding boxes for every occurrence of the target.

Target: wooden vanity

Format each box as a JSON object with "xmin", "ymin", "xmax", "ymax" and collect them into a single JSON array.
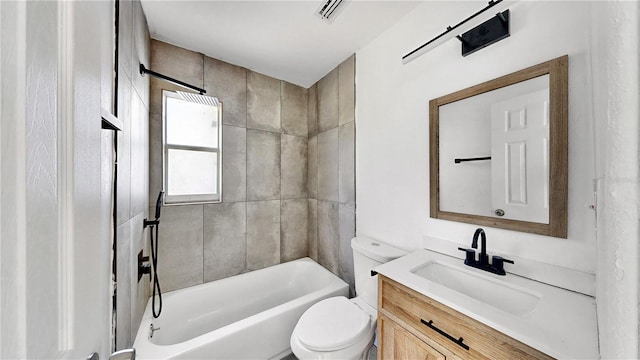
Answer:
[{"xmin": 378, "ymin": 275, "xmax": 554, "ymax": 360}]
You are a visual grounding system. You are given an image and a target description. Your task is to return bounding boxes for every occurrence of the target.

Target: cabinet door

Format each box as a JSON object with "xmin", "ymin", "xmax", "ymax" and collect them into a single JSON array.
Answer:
[{"xmin": 379, "ymin": 315, "xmax": 445, "ymax": 360}]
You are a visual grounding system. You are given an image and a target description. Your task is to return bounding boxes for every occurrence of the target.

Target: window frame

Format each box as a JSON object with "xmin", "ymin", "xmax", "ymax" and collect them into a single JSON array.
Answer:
[{"xmin": 162, "ymin": 90, "xmax": 223, "ymax": 205}]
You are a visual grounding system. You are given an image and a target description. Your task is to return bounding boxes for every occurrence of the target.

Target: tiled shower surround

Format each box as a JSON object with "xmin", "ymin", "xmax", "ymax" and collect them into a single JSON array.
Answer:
[
  {"xmin": 148, "ymin": 40, "xmax": 356, "ymax": 293},
  {"xmin": 309, "ymin": 56, "xmax": 357, "ymax": 293},
  {"xmin": 114, "ymin": 0, "xmax": 151, "ymax": 350}
]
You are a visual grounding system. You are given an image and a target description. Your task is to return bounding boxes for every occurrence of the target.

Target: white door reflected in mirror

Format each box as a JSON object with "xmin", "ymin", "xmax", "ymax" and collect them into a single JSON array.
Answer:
[
  {"xmin": 490, "ymin": 87, "xmax": 549, "ymax": 224},
  {"xmin": 429, "ymin": 55, "xmax": 568, "ymax": 238},
  {"xmin": 439, "ymin": 75, "xmax": 549, "ymax": 224}
]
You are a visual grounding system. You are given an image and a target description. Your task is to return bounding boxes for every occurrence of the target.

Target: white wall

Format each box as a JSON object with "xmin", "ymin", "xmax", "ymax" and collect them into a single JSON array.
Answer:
[
  {"xmin": 590, "ymin": 1, "xmax": 639, "ymax": 358},
  {"xmin": 356, "ymin": 1, "xmax": 597, "ymax": 273},
  {"xmin": 356, "ymin": 1, "xmax": 639, "ymax": 357}
]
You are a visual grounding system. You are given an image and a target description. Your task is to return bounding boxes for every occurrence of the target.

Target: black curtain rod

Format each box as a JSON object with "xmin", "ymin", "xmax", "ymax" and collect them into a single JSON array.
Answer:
[
  {"xmin": 402, "ymin": 0, "xmax": 503, "ymax": 61},
  {"xmin": 139, "ymin": 64, "xmax": 206, "ymax": 95}
]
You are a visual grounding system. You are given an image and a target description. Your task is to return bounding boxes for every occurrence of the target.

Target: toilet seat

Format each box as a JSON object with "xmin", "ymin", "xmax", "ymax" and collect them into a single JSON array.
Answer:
[{"xmin": 295, "ymin": 297, "xmax": 371, "ymax": 352}]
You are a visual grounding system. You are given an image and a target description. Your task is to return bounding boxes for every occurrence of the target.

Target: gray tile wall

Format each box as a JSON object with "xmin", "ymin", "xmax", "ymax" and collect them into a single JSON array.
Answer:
[
  {"xmin": 148, "ymin": 40, "xmax": 309, "ymax": 292},
  {"xmin": 247, "ymin": 129, "xmax": 281, "ymax": 201},
  {"xmin": 146, "ymin": 41, "xmax": 356, "ymax": 300},
  {"xmin": 221, "ymin": 125, "xmax": 247, "ymax": 202},
  {"xmin": 115, "ymin": 0, "xmax": 150, "ymax": 350},
  {"xmin": 308, "ymin": 55, "xmax": 357, "ymax": 294},
  {"xmin": 247, "ymin": 72, "xmax": 281, "ymax": 132},
  {"xmin": 156, "ymin": 205, "xmax": 204, "ymax": 291},
  {"xmin": 318, "ymin": 68, "xmax": 339, "ymax": 133},
  {"xmin": 281, "ymin": 135, "xmax": 308, "ymax": 199},
  {"xmin": 247, "ymin": 201, "xmax": 281, "ymax": 270},
  {"xmin": 281, "ymin": 199, "xmax": 309, "ymax": 262},
  {"xmin": 204, "ymin": 202, "xmax": 247, "ymax": 282},
  {"xmin": 317, "ymin": 128, "xmax": 339, "ymax": 202},
  {"xmin": 204, "ymin": 57, "xmax": 247, "ymax": 127}
]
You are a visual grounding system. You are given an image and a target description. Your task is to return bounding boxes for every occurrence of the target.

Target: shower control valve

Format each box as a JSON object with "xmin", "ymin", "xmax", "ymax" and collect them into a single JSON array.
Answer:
[
  {"xmin": 143, "ymin": 218, "xmax": 159, "ymax": 228},
  {"xmin": 138, "ymin": 250, "xmax": 151, "ymax": 282}
]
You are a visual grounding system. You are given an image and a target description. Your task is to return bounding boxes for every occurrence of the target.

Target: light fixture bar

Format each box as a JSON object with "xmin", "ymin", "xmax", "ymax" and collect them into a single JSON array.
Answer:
[{"xmin": 402, "ymin": 0, "xmax": 517, "ymax": 64}]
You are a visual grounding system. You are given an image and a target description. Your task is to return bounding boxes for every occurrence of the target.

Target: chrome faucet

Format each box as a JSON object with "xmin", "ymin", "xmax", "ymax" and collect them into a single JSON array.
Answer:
[{"xmin": 458, "ymin": 228, "xmax": 514, "ymax": 276}]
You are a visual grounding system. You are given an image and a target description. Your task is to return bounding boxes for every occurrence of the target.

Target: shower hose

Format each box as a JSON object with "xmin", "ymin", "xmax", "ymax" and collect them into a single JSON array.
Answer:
[{"xmin": 150, "ymin": 223, "xmax": 162, "ymax": 318}]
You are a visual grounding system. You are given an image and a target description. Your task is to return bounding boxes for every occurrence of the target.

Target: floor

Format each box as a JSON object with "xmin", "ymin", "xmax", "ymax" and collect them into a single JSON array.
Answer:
[
  {"xmin": 369, "ymin": 345, "xmax": 378, "ymax": 360},
  {"xmin": 283, "ymin": 345, "xmax": 377, "ymax": 360}
]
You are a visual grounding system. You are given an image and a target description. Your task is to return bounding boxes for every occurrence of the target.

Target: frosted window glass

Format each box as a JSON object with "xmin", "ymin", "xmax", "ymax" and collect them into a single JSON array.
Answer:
[
  {"xmin": 166, "ymin": 96, "xmax": 219, "ymax": 148},
  {"xmin": 167, "ymin": 149, "xmax": 218, "ymax": 196}
]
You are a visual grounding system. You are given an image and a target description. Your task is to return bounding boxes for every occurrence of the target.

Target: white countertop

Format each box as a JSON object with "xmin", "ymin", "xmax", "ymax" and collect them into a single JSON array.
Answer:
[{"xmin": 375, "ymin": 249, "xmax": 599, "ymax": 359}]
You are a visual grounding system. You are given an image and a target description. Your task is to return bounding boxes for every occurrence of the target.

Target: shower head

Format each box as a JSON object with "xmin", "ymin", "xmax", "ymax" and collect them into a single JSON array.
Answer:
[
  {"xmin": 143, "ymin": 190, "xmax": 164, "ymax": 228},
  {"xmin": 154, "ymin": 191, "xmax": 164, "ymax": 220},
  {"xmin": 177, "ymin": 91, "xmax": 219, "ymax": 107}
]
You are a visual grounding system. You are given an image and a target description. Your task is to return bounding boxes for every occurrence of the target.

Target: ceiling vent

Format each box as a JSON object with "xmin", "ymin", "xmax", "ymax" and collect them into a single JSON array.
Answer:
[{"xmin": 316, "ymin": 0, "xmax": 349, "ymax": 22}]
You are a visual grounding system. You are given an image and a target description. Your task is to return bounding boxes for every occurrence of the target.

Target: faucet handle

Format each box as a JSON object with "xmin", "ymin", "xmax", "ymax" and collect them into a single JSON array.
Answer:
[
  {"xmin": 491, "ymin": 255, "xmax": 514, "ymax": 275},
  {"xmin": 457, "ymin": 247, "xmax": 476, "ymax": 265}
]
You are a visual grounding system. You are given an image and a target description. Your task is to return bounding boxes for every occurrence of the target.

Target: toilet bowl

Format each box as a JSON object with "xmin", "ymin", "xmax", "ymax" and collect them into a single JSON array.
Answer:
[
  {"xmin": 290, "ymin": 237, "xmax": 406, "ymax": 360},
  {"xmin": 291, "ymin": 297, "xmax": 376, "ymax": 360}
]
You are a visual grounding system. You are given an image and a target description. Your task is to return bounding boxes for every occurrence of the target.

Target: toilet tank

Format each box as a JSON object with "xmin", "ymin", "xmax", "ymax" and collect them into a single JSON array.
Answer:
[{"xmin": 351, "ymin": 237, "xmax": 407, "ymax": 309}]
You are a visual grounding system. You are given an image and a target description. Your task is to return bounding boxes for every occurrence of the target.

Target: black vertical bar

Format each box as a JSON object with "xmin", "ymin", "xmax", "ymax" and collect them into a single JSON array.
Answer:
[
  {"xmin": 111, "ymin": 131, "xmax": 119, "ymax": 350},
  {"xmin": 111, "ymin": 1, "xmax": 120, "ymax": 351},
  {"xmin": 113, "ymin": 0, "xmax": 120, "ymax": 117}
]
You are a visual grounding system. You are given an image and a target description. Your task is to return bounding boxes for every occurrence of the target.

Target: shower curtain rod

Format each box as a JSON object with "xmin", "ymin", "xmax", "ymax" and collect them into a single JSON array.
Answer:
[{"xmin": 139, "ymin": 64, "xmax": 206, "ymax": 95}]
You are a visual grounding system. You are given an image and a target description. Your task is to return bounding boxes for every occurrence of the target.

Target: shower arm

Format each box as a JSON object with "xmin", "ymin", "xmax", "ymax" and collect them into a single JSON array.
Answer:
[{"xmin": 139, "ymin": 64, "xmax": 206, "ymax": 95}]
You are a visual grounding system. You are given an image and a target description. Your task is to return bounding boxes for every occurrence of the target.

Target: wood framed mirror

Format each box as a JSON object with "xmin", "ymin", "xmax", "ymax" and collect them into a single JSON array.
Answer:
[{"xmin": 429, "ymin": 55, "xmax": 568, "ymax": 238}]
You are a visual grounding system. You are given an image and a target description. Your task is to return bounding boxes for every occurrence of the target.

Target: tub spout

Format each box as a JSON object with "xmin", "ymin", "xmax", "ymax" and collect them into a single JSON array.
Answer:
[{"xmin": 109, "ymin": 349, "xmax": 135, "ymax": 360}]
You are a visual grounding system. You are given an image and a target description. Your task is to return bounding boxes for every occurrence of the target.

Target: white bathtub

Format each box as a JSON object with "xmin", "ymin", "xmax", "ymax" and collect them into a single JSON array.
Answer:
[{"xmin": 133, "ymin": 257, "xmax": 349, "ymax": 359}]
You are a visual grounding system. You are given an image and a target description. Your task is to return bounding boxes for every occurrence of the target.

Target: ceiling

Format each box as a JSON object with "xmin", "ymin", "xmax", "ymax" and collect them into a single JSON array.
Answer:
[{"xmin": 140, "ymin": 0, "xmax": 422, "ymax": 88}]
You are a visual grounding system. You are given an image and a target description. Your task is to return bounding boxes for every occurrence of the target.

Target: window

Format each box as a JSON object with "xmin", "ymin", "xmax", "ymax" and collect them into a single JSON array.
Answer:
[{"xmin": 162, "ymin": 90, "xmax": 222, "ymax": 204}]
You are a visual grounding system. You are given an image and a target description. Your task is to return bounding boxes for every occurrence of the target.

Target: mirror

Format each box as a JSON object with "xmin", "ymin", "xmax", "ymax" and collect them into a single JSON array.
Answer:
[{"xmin": 429, "ymin": 56, "xmax": 568, "ymax": 238}]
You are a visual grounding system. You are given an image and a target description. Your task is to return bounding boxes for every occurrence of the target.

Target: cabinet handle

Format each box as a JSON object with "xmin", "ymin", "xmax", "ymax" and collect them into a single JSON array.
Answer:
[{"xmin": 420, "ymin": 319, "xmax": 470, "ymax": 351}]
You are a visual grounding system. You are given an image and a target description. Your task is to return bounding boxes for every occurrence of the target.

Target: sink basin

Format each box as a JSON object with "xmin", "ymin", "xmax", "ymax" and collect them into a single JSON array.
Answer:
[
  {"xmin": 376, "ymin": 249, "xmax": 600, "ymax": 359},
  {"xmin": 411, "ymin": 260, "xmax": 541, "ymax": 316}
]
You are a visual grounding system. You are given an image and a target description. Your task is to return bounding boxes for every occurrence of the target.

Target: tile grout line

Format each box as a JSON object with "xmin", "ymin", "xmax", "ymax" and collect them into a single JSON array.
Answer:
[
  {"xmin": 201, "ymin": 59, "xmax": 205, "ymax": 285},
  {"xmin": 352, "ymin": 54, "xmax": 357, "ymax": 237},
  {"xmin": 244, "ymin": 67, "xmax": 249, "ymax": 272},
  {"xmin": 336, "ymin": 62, "xmax": 342, "ymax": 248},
  {"xmin": 278, "ymin": 80, "xmax": 284, "ymax": 265},
  {"xmin": 202, "ymin": 203, "xmax": 205, "ymax": 284}
]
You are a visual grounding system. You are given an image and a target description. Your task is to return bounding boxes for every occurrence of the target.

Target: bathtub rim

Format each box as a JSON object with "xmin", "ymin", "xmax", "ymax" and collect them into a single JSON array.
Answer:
[{"xmin": 133, "ymin": 257, "xmax": 349, "ymax": 359}]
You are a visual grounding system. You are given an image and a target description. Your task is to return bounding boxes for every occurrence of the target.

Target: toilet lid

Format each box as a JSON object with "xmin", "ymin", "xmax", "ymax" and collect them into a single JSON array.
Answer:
[{"xmin": 295, "ymin": 297, "xmax": 371, "ymax": 352}]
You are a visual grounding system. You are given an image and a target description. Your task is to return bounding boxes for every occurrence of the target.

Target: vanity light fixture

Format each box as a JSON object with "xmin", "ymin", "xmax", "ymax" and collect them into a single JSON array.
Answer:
[{"xmin": 402, "ymin": 0, "xmax": 518, "ymax": 64}]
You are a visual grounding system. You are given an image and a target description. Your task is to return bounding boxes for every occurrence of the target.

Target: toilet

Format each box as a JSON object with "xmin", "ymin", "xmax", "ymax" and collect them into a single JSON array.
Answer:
[{"xmin": 290, "ymin": 237, "xmax": 407, "ymax": 360}]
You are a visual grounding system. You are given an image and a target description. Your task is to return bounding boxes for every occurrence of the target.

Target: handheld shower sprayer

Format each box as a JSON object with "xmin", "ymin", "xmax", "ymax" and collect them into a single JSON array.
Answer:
[
  {"xmin": 144, "ymin": 190, "xmax": 163, "ymax": 227},
  {"xmin": 143, "ymin": 191, "xmax": 164, "ymax": 318}
]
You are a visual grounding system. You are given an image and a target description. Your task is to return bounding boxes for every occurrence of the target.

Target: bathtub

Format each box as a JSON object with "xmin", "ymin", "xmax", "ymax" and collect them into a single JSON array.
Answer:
[{"xmin": 133, "ymin": 257, "xmax": 349, "ymax": 359}]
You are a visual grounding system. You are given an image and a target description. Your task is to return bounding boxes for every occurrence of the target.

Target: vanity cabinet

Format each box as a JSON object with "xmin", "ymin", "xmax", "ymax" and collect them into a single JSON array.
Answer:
[
  {"xmin": 377, "ymin": 275, "xmax": 554, "ymax": 360},
  {"xmin": 379, "ymin": 313, "xmax": 445, "ymax": 360}
]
